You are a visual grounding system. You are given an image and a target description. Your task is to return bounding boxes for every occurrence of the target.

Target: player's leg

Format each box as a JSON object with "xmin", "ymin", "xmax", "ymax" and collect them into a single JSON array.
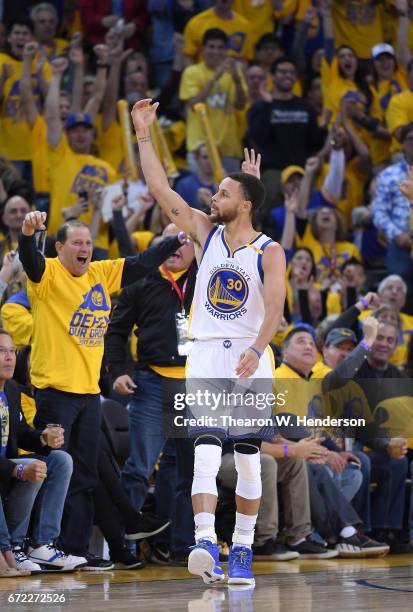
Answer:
[
  {"xmin": 228, "ymin": 438, "xmax": 262, "ymax": 587},
  {"xmin": 187, "ymin": 434, "xmax": 225, "ymax": 584}
]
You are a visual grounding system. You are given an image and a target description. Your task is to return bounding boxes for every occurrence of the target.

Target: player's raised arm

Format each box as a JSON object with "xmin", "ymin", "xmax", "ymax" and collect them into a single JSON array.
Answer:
[{"xmin": 131, "ymin": 99, "xmax": 212, "ymax": 247}]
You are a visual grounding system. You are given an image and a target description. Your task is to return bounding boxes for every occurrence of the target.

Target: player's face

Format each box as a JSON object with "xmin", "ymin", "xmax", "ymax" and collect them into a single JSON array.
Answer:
[
  {"xmin": 209, "ymin": 177, "xmax": 247, "ymax": 223},
  {"xmin": 284, "ymin": 332, "xmax": 317, "ymax": 370},
  {"xmin": 323, "ymin": 340, "xmax": 355, "ymax": 369},
  {"xmin": 56, "ymin": 226, "xmax": 93, "ymax": 276},
  {"xmin": 0, "ymin": 334, "xmax": 16, "ymax": 382}
]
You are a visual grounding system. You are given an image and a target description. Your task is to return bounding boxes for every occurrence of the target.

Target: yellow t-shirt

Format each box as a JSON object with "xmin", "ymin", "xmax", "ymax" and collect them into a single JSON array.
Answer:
[
  {"xmin": 31, "ymin": 115, "xmax": 69, "ymax": 193},
  {"xmin": 47, "ymin": 137, "xmax": 116, "ymax": 249},
  {"xmin": 386, "ymin": 89, "xmax": 413, "ymax": 154},
  {"xmin": 27, "ymin": 257, "xmax": 124, "ymax": 394},
  {"xmin": 1, "ymin": 301, "xmax": 33, "ymax": 350},
  {"xmin": 332, "ymin": 1, "xmax": 383, "ymax": 60},
  {"xmin": 180, "ymin": 61, "xmax": 245, "ymax": 157},
  {"xmin": 0, "ymin": 53, "xmax": 51, "ymax": 161},
  {"xmin": 183, "ymin": 8, "xmax": 253, "ymax": 61},
  {"xmin": 18, "ymin": 392, "xmax": 37, "ymax": 456},
  {"xmin": 297, "ymin": 225, "xmax": 361, "ymax": 280},
  {"xmin": 384, "ymin": 1, "xmax": 413, "ymax": 55},
  {"xmin": 42, "ymin": 37, "xmax": 69, "ymax": 60},
  {"xmin": 97, "ymin": 120, "xmax": 124, "ymax": 179},
  {"xmin": 369, "ymin": 71, "xmax": 408, "ymax": 165},
  {"xmin": 233, "ymin": 0, "xmax": 275, "ymax": 47}
]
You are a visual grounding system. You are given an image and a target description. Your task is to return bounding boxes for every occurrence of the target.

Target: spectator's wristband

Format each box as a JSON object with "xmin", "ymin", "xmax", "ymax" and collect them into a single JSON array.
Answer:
[
  {"xmin": 360, "ymin": 340, "xmax": 372, "ymax": 351},
  {"xmin": 283, "ymin": 444, "xmax": 289, "ymax": 459},
  {"xmin": 16, "ymin": 464, "xmax": 24, "ymax": 481},
  {"xmin": 359, "ymin": 296, "xmax": 369, "ymax": 310},
  {"xmin": 177, "ymin": 231, "xmax": 191, "ymax": 246},
  {"xmin": 249, "ymin": 346, "xmax": 261, "ymax": 359}
]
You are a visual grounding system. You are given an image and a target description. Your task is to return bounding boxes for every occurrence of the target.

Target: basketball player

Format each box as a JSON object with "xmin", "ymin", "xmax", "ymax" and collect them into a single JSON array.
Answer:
[{"xmin": 132, "ymin": 99, "xmax": 286, "ymax": 586}]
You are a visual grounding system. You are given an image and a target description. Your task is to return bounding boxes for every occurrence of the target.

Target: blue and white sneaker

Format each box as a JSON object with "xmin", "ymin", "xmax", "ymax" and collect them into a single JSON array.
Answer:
[
  {"xmin": 28, "ymin": 544, "xmax": 87, "ymax": 571},
  {"xmin": 228, "ymin": 545, "xmax": 255, "ymax": 586},
  {"xmin": 188, "ymin": 539, "xmax": 225, "ymax": 584}
]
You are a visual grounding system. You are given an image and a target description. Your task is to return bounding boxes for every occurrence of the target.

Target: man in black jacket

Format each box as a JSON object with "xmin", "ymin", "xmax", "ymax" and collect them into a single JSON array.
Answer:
[
  {"xmin": 0, "ymin": 329, "xmax": 85, "ymax": 572},
  {"xmin": 105, "ymin": 224, "xmax": 196, "ymax": 563}
]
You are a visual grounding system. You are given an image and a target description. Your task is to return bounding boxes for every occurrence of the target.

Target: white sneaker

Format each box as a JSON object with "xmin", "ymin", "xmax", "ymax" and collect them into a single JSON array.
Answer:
[
  {"xmin": 28, "ymin": 544, "xmax": 87, "ymax": 570},
  {"xmin": 13, "ymin": 547, "xmax": 42, "ymax": 573}
]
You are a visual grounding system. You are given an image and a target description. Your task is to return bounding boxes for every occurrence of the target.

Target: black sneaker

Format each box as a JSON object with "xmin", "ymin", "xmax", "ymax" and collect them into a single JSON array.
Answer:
[
  {"xmin": 110, "ymin": 544, "xmax": 146, "ymax": 570},
  {"xmin": 81, "ymin": 554, "xmax": 115, "ymax": 571},
  {"xmin": 288, "ymin": 537, "xmax": 338, "ymax": 559},
  {"xmin": 253, "ymin": 539, "xmax": 299, "ymax": 561},
  {"xmin": 149, "ymin": 544, "xmax": 171, "ymax": 565},
  {"xmin": 335, "ymin": 533, "xmax": 390, "ymax": 558},
  {"xmin": 125, "ymin": 513, "xmax": 171, "ymax": 541}
]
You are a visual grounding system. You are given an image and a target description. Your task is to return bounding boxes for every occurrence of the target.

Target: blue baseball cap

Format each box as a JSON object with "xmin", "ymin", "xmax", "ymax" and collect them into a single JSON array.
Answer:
[{"xmin": 65, "ymin": 112, "xmax": 93, "ymax": 131}]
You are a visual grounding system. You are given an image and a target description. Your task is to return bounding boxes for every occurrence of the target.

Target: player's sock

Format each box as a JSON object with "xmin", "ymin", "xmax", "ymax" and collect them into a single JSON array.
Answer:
[
  {"xmin": 232, "ymin": 512, "xmax": 258, "ymax": 548},
  {"xmin": 194, "ymin": 512, "xmax": 216, "ymax": 543}
]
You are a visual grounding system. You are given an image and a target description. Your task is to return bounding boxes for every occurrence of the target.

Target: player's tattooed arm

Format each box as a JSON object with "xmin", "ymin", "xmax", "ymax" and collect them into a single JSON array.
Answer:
[{"xmin": 170, "ymin": 207, "xmax": 179, "ymax": 216}]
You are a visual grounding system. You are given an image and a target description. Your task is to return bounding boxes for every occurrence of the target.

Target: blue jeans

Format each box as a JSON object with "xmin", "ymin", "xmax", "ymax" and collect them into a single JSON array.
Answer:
[
  {"xmin": 34, "ymin": 388, "xmax": 101, "ymax": 556},
  {"xmin": 325, "ymin": 464, "xmax": 363, "ymax": 501},
  {"xmin": 121, "ymin": 369, "xmax": 194, "ymax": 556},
  {"xmin": 368, "ymin": 451, "xmax": 408, "ymax": 530},
  {"xmin": 3, "ymin": 451, "xmax": 72, "ymax": 547}
]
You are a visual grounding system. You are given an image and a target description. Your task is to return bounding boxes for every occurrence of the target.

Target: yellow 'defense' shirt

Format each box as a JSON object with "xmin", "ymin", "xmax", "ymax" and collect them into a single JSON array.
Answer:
[
  {"xmin": 47, "ymin": 137, "xmax": 116, "ymax": 250},
  {"xmin": 183, "ymin": 8, "xmax": 253, "ymax": 62},
  {"xmin": 0, "ymin": 53, "xmax": 51, "ymax": 161},
  {"xmin": 386, "ymin": 89, "xmax": 413, "ymax": 154},
  {"xmin": 27, "ymin": 257, "xmax": 124, "ymax": 394},
  {"xmin": 297, "ymin": 225, "xmax": 361, "ymax": 280},
  {"xmin": 331, "ymin": 1, "xmax": 383, "ymax": 60},
  {"xmin": 180, "ymin": 61, "xmax": 246, "ymax": 157}
]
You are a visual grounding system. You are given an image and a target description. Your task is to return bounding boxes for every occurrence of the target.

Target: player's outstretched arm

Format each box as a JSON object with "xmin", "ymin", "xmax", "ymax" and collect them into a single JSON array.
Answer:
[{"xmin": 131, "ymin": 99, "xmax": 212, "ymax": 247}]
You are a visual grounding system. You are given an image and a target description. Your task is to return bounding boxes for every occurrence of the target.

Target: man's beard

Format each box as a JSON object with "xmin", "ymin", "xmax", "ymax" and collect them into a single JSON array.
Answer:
[{"xmin": 208, "ymin": 208, "xmax": 237, "ymax": 224}]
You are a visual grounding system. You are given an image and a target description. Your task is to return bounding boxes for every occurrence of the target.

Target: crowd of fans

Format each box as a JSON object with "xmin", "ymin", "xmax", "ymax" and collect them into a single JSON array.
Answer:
[{"xmin": 0, "ymin": 0, "xmax": 413, "ymax": 575}]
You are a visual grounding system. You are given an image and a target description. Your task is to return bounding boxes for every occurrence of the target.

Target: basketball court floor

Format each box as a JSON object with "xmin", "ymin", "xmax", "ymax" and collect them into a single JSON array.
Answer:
[{"xmin": 0, "ymin": 555, "xmax": 412, "ymax": 611}]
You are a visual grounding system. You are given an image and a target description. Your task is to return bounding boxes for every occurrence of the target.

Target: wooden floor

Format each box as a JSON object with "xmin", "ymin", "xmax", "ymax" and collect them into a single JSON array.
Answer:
[{"xmin": 0, "ymin": 555, "xmax": 412, "ymax": 611}]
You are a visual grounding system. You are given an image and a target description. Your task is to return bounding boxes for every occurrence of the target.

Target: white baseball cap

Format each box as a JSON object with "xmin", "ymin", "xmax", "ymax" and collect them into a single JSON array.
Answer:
[{"xmin": 371, "ymin": 43, "xmax": 395, "ymax": 59}]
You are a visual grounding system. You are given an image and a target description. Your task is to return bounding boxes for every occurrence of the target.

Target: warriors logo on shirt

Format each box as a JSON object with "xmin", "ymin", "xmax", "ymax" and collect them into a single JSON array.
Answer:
[
  {"xmin": 68, "ymin": 284, "xmax": 110, "ymax": 347},
  {"xmin": 206, "ymin": 268, "xmax": 248, "ymax": 320}
]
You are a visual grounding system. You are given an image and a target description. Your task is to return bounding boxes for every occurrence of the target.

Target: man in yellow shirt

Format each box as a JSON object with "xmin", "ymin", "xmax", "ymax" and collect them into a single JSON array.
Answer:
[
  {"xmin": 332, "ymin": 0, "xmax": 383, "ymax": 61},
  {"xmin": 17, "ymin": 209, "xmax": 188, "ymax": 566},
  {"xmin": 180, "ymin": 28, "xmax": 247, "ymax": 174},
  {"xmin": 30, "ymin": 2, "xmax": 68, "ymax": 60},
  {"xmin": 0, "ymin": 19, "xmax": 51, "ymax": 180},
  {"xmin": 45, "ymin": 57, "xmax": 115, "ymax": 257},
  {"xmin": 183, "ymin": 0, "xmax": 253, "ymax": 63}
]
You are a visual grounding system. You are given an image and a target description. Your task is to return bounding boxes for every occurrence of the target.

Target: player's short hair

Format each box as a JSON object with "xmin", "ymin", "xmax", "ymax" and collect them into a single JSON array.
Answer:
[
  {"xmin": 56, "ymin": 220, "xmax": 91, "ymax": 244},
  {"xmin": 227, "ymin": 172, "xmax": 266, "ymax": 218},
  {"xmin": 202, "ymin": 28, "xmax": 228, "ymax": 47}
]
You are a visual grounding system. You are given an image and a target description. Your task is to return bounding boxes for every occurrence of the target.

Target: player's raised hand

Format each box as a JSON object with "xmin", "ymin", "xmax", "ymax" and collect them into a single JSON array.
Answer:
[
  {"xmin": 235, "ymin": 347, "xmax": 260, "ymax": 378},
  {"xmin": 131, "ymin": 99, "xmax": 159, "ymax": 134},
  {"xmin": 242, "ymin": 148, "xmax": 261, "ymax": 179},
  {"xmin": 22, "ymin": 211, "xmax": 47, "ymax": 236}
]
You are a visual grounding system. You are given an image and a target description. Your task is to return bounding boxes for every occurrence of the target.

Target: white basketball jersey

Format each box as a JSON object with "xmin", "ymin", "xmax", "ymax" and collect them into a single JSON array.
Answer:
[{"xmin": 188, "ymin": 225, "xmax": 273, "ymax": 341}]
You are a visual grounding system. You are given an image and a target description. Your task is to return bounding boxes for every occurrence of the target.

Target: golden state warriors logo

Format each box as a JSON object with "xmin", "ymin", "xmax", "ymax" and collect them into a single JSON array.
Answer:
[{"xmin": 207, "ymin": 269, "xmax": 248, "ymax": 314}]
